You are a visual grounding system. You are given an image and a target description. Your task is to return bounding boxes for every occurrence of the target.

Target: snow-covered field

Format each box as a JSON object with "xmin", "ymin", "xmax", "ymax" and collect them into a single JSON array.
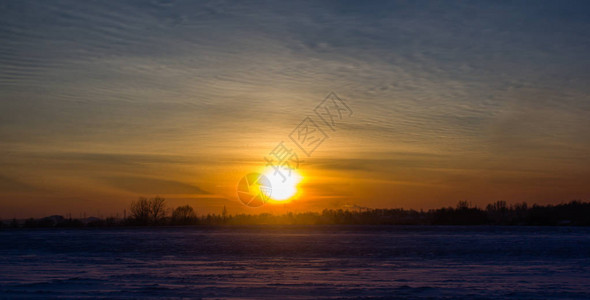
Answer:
[{"xmin": 1, "ymin": 226, "xmax": 589, "ymax": 299}]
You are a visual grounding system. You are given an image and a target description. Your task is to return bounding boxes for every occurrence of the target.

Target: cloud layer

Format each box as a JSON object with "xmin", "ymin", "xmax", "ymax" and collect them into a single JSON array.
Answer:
[{"xmin": 1, "ymin": 1, "xmax": 590, "ymax": 216}]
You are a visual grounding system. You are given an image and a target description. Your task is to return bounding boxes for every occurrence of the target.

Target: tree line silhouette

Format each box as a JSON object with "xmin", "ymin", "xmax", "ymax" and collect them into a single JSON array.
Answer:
[{"xmin": 2, "ymin": 197, "xmax": 590, "ymax": 228}]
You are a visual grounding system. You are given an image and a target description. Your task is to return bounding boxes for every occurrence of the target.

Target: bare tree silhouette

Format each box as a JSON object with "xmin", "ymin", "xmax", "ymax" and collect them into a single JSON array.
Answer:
[
  {"xmin": 7, "ymin": 199, "xmax": 590, "ymax": 228},
  {"xmin": 171, "ymin": 205, "xmax": 197, "ymax": 225},
  {"xmin": 130, "ymin": 197, "xmax": 150, "ymax": 225},
  {"xmin": 149, "ymin": 196, "xmax": 167, "ymax": 225},
  {"xmin": 130, "ymin": 196, "xmax": 167, "ymax": 225}
]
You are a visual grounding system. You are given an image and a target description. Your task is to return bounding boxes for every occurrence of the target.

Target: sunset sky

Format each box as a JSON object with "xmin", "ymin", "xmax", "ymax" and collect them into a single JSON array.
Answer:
[{"xmin": 1, "ymin": 1, "xmax": 590, "ymax": 218}]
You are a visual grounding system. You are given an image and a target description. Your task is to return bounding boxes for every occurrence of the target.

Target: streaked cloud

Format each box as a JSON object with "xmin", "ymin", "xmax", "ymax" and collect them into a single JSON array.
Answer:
[
  {"xmin": 100, "ymin": 176, "xmax": 208, "ymax": 195},
  {"xmin": 1, "ymin": 1, "xmax": 589, "ymax": 216}
]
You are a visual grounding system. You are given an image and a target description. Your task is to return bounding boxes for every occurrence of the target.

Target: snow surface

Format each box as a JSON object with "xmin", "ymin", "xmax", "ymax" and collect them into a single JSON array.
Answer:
[{"xmin": 1, "ymin": 226, "xmax": 590, "ymax": 299}]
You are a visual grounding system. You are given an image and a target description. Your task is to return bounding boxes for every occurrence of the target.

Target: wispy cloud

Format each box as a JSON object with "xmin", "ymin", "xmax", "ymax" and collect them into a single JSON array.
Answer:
[
  {"xmin": 100, "ymin": 176, "xmax": 208, "ymax": 195},
  {"xmin": 1, "ymin": 1, "xmax": 589, "ymax": 215}
]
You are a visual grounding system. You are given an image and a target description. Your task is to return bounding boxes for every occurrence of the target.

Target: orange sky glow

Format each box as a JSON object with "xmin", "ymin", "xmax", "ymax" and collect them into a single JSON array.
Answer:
[{"xmin": 1, "ymin": 2, "xmax": 590, "ymax": 218}]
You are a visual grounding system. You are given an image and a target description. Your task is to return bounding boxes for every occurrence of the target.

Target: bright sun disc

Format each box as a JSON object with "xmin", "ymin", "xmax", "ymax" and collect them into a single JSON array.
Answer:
[{"xmin": 262, "ymin": 167, "xmax": 302, "ymax": 201}]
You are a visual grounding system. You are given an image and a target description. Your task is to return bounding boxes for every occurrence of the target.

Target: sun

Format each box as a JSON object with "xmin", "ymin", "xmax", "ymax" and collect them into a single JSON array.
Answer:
[{"xmin": 262, "ymin": 167, "xmax": 303, "ymax": 202}]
